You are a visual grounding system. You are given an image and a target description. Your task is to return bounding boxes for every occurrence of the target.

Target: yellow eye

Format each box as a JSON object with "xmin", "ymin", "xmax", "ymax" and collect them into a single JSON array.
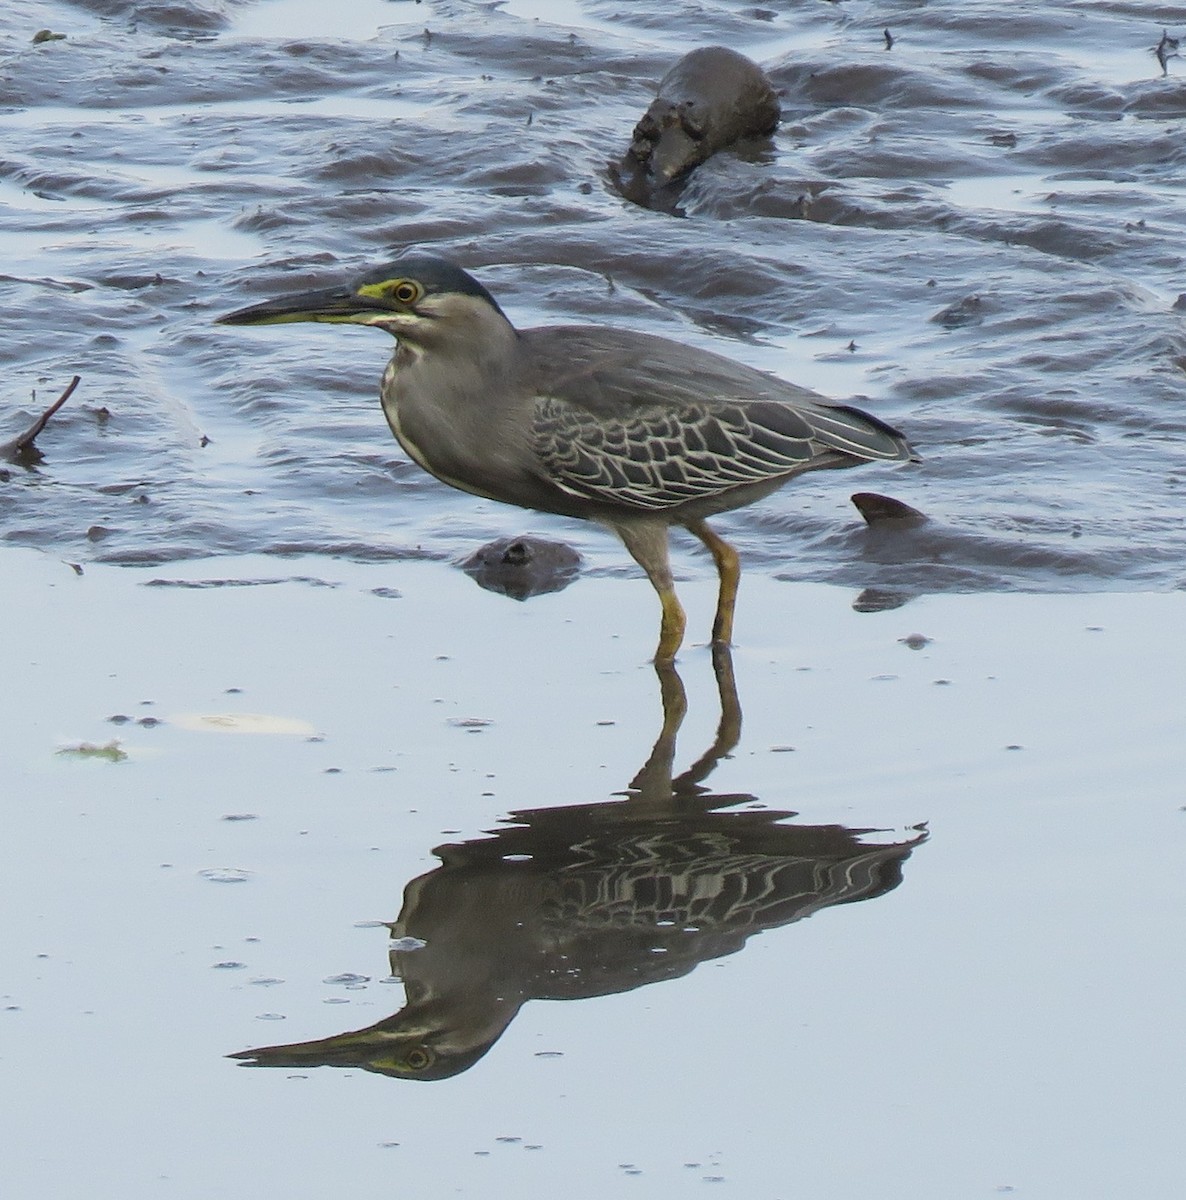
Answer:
[
  {"xmin": 389, "ymin": 279, "xmax": 423, "ymax": 305},
  {"xmin": 403, "ymin": 1047, "xmax": 434, "ymax": 1071}
]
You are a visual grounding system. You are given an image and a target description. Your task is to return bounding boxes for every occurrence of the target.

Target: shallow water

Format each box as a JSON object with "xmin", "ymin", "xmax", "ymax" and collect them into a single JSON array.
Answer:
[{"xmin": 4, "ymin": 0, "xmax": 1186, "ymax": 590}]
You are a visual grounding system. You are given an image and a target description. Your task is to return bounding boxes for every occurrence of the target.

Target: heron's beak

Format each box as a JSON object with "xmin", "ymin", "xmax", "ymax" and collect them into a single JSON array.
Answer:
[{"xmin": 217, "ymin": 286, "xmax": 381, "ymax": 327}]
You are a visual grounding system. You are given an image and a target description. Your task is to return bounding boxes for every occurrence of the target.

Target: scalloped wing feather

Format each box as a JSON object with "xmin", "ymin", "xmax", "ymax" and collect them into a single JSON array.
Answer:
[{"xmin": 524, "ymin": 327, "xmax": 912, "ymax": 514}]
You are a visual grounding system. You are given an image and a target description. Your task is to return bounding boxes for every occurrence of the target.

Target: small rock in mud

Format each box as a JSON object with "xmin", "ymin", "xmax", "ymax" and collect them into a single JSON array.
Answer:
[
  {"xmin": 461, "ymin": 535, "xmax": 581, "ymax": 600},
  {"xmin": 932, "ymin": 294, "xmax": 984, "ymax": 329},
  {"xmin": 851, "ymin": 492, "xmax": 927, "ymax": 526},
  {"xmin": 614, "ymin": 46, "xmax": 780, "ymax": 210},
  {"xmin": 853, "ymin": 587, "xmax": 914, "ymax": 613},
  {"xmin": 899, "ymin": 633, "xmax": 933, "ymax": 650}
]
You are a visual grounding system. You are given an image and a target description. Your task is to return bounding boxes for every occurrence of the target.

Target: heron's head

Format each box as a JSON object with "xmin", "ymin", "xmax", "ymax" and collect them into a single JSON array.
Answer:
[
  {"xmin": 229, "ymin": 1021, "xmax": 497, "ymax": 1082},
  {"xmin": 217, "ymin": 254, "xmax": 513, "ymax": 349}
]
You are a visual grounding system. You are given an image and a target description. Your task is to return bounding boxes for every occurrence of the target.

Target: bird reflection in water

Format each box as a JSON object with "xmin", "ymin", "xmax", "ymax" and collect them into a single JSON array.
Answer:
[{"xmin": 231, "ymin": 651, "xmax": 926, "ymax": 1080}]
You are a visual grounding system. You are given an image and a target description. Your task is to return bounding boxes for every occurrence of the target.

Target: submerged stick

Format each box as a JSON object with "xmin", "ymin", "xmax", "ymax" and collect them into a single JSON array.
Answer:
[{"xmin": 1, "ymin": 375, "xmax": 80, "ymax": 463}]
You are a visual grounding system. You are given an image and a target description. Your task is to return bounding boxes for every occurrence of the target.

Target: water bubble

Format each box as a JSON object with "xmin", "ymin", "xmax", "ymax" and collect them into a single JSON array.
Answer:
[
  {"xmin": 389, "ymin": 936, "xmax": 427, "ymax": 952},
  {"xmin": 199, "ymin": 868, "xmax": 252, "ymax": 883}
]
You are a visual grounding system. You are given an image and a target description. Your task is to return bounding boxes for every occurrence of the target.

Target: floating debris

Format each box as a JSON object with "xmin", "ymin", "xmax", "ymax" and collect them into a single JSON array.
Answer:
[
  {"xmin": 172, "ymin": 712, "xmax": 317, "ymax": 735},
  {"xmin": 56, "ymin": 740, "xmax": 127, "ymax": 763}
]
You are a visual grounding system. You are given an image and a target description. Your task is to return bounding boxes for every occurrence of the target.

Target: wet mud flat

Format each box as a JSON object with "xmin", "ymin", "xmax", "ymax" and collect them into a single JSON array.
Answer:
[
  {"xmin": 3, "ymin": 550, "xmax": 1185, "ymax": 1198},
  {"xmin": 3, "ymin": 0, "xmax": 1186, "ymax": 589},
  {"xmin": 3, "ymin": 1, "xmax": 1186, "ymax": 1197}
]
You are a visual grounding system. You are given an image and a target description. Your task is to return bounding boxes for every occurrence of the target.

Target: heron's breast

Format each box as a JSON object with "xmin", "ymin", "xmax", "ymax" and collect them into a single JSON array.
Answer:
[{"xmin": 379, "ymin": 359, "xmax": 520, "ymax": 505}]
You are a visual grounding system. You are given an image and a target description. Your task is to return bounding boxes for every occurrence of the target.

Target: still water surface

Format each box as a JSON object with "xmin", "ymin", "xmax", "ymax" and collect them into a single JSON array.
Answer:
[{"xmin": 3, "ymin": 553, "xmax": 1184, "ymax": 1198}]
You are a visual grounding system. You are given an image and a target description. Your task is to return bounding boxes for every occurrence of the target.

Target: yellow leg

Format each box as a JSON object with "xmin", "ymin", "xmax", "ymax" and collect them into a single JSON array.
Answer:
[
  {"xmin": 686, "ymin": 519, "xmax": 741, "ymax": 646},
  {"xmin": 610, "ymin": 519, "xmax": 686, "ymax": 665},
  {"xmin": 655, "ymin": 585, "xmax": 687, "ymax": 666}
]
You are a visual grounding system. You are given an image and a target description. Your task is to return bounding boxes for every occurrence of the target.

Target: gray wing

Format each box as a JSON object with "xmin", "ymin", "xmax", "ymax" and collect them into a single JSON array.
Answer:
[{"xmin": 525, "ymin": 325, "xmax": 913, "ymax": 513}]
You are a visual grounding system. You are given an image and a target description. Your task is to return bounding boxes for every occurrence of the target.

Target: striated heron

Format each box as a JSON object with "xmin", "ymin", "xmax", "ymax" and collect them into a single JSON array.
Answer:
[{"xmin": 218, "ymin": 255, "xmax": 915, "ymax": 663}]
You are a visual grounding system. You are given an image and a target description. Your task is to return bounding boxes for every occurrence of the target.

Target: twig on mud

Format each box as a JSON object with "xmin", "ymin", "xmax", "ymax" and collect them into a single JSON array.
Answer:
[
  {"xmin": 1155, "ymin": 30, "xmax": 1180, "ymax": 76},
  {"xmin": 1, "ymin": 375, "xmax": 81, "ymax": 463}
]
